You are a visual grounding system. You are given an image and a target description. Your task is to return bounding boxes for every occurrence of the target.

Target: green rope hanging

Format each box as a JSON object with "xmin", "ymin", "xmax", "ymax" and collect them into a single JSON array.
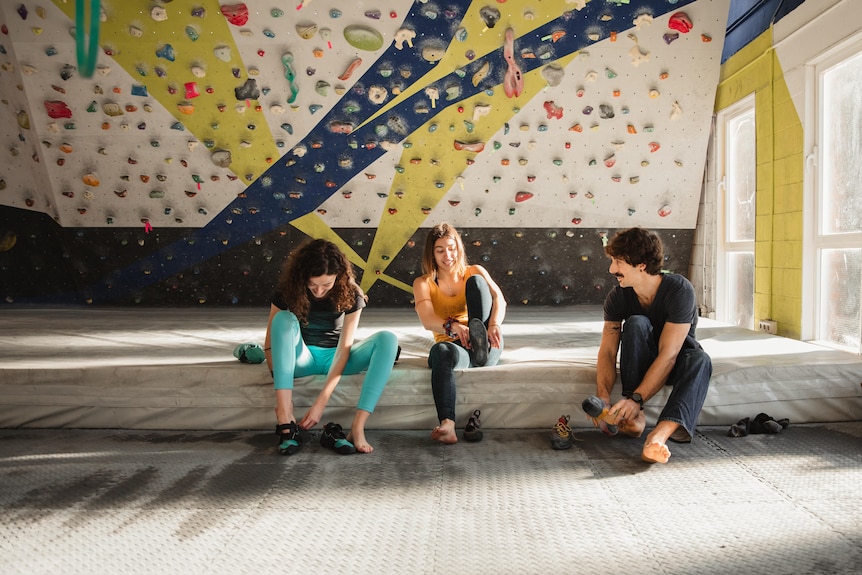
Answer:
[{"xmin": 75, "ymin": 0, "xmax": 100, "ymax": 78}]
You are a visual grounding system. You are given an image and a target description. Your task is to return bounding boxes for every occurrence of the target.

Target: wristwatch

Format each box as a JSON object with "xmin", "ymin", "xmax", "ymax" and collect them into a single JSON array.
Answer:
[{"xmin": 627, "ymin": 392, "xmax": 644, "ymax": 410}]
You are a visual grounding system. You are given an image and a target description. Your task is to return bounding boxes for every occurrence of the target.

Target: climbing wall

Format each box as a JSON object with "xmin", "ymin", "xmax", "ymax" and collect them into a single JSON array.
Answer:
[{"xmin": 0, "ymin": 0, "xmax": 729, "ymax": 305}]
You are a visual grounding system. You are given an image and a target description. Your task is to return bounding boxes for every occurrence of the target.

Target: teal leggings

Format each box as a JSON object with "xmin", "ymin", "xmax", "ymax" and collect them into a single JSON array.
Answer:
[{"xmin": 270, "ymin": 311, "xmax": 398, "ymax": 413}]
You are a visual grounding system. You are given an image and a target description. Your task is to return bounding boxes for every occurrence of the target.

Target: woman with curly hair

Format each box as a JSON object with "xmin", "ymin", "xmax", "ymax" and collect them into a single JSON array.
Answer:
[
  {"xmin": 264, "ymin": 238, "xmax": 399, "ymax": 455},
  {"xmin": 413, "ymin": 223, "xmax": 507, "ymax": 444}
]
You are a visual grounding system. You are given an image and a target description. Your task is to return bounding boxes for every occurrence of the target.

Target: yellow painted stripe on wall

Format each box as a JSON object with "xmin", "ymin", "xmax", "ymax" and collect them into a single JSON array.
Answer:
[
  {"xmin": 53, "ymin": 0, "xmax": 278, "ymax": 184},
  {"xmin": 362, "ymin": 52, "xmax": 578, "ymax": 294}
]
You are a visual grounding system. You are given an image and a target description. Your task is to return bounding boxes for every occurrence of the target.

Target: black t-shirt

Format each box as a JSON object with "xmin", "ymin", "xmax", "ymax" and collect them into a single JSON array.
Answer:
[
  {"xmin": 603, "ymin": 273, "xmax": 701, "ymax": 349},
  {"xmin": 271, "ymin": 289, "xmax": 366, "ymax": 348}
]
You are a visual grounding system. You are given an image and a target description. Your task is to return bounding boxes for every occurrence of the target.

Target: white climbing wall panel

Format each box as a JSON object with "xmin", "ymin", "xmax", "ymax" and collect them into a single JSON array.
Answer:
[{"xmin": 0, "ymin": 0, "xmax": 729, "ymax": 231}]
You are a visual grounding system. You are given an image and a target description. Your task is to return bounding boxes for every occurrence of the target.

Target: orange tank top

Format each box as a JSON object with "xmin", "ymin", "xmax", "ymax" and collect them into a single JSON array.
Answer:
[{"xmin": 425, "ymin": 267, "xmax": 477, "ymax": 343}]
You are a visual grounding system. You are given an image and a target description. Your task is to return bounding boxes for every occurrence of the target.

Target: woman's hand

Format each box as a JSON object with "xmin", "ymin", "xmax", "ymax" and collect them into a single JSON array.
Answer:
[
  {"xmin": 452, "ymin": 321, "xmax": 470, "ymax": 348},
  {"xmin": 488, "ymin": 324, "xmax": 502, "ymax": 348},
  {"xmin": 299, "ymin": 398, "xmax": 326, "ymax": 429}
]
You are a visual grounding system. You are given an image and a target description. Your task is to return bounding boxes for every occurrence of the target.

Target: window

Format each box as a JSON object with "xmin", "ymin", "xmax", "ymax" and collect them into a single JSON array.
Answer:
[
  {"xmin": 716, "ymin": 97, "xmax": 756, "ymax": 329},
  {"xmin": 814, "ymin": 45, "xmax": 862, "ymax": 353}
]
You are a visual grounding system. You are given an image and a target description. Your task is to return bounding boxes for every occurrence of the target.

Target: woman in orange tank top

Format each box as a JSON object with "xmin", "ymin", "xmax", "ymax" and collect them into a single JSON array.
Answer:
[{"xmin": 413, "ymin": 223, "xmax": 507, "ymax": 444}]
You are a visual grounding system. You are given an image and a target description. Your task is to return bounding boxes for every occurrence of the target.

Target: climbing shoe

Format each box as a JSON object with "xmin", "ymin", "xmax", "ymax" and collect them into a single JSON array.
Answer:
[
  {"xmin": 276, "ymin": 421, "xmax": 302, "ymax": 456},
  {"xmin": 320, "ymin": 422, "xmax": 356, "ymax": 455},
  {"xmin": 464, "ymin": 409, "xmax": 484, "ymax": 442},
  {"xmin": 551, "ymin": 414, "xmax": 573, "ymax": 450}
]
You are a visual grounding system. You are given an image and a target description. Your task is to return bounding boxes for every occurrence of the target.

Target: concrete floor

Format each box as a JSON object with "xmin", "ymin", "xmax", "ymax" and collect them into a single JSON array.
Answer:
[{"xmin": 1, "ymin": 422, "xmax": 861, "ymax": 575}]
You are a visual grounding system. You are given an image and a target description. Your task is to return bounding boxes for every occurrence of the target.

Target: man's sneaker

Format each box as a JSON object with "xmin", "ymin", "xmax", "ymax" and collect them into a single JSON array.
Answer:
[
  {"xmin": 468, "ymin": 318, "xmax": 489, "ymax": 367},
  {"xmin": 320, "ymin": 422, "xmax": 356, "ymax": 455},
  {"xmin": 463, "ymin": 409, "xmax": 483, "ymax": 442},
  {"xmin": 275, "ymin": 421, "xmax": 302, "ymax": 456},
  {"xmin": 551, "ymin": 414, "xmax": 573, "ymax": 450}
]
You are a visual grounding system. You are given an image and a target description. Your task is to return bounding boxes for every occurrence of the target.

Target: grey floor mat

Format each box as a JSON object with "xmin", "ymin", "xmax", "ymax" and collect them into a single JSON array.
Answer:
[{"xmin": 1, "ymin": 423, "xmax": 860, "ymax": 575}]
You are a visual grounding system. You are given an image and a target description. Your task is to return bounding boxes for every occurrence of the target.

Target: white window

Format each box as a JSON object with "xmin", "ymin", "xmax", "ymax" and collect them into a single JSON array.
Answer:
[
  {"xmin": 716, "ymin": 96, "xmax": 756, "ymax": 329},
  {"xmin": 813, "ymin": 45, "xmax": 862, "ymax": 353}
]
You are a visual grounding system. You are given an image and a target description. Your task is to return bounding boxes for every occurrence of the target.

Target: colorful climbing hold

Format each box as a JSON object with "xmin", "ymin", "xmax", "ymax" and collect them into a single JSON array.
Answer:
[
  {"xmin": 503, "ymin": 28, "xmax": 524, "ymax": 98},
  {"xmin": 185, "ymin": 82, "xmax": 200, "ymax": 99},
  {"xmin": 338, "ymin": 57, "xmax": 362, "ymax": 81},
  {"xmin": 344, "ymin": 25, "xmax": 384, "ymax": 51},
  {"xmin": 479, "ymin": 6, "xmax": 500, "ymax": 28},
  {"xmin": 394, "ymin": 28, "xmax": 416, "ymax": 50},
  {"xmin": 221, "ymin": 3, "xmax": 249, "ymax": 26},
  {"xmin": 281, "ymin": 53, "xmax": 299, "ymax": 104},
  {"xmin": 472, "ymin": 61, "xmax": 490, "ymax": 87},
  {"xmin": 156, "ymin": 44, "xmax": 176, "ymax": 62},
  {"xmin": 367, "ymin": 86, "xmax": 388, "ymax": 104},
  {"xmin": 319, "ymin": 27, "xmax": 332, "ymax": 49},
  {"xmin": 453, "ymin": 140, "xmax": 485, "ymax": 153},
  {"xmin": 151, "ymin": 6, "xmax": 168, "ymax": 21},
  {"xmin": 214, "ymin": 46, "xmax": 232, "ymax": 62},
  {"xmin": 44, "ymin": 100, "xmax": 72, "ymax": 119},
  {"xmin": 234, "ymin": 78, "xmax": 260, "ymax": 100},
  {"xmin": 543, "ymin": 101, "xmax": 563, "ymax": 119},
  {"xmin": 422, "ymin": 45, "xmax": 446, "ymax": 62},
  {"xmin": 668, "ymin": 12, "xmax": 693, "ymax": 33}
]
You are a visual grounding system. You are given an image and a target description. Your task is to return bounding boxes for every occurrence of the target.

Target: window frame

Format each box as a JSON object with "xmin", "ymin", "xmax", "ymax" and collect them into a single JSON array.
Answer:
[
  {"xmin": 715, "ymin": 94, "xmax": 757, "ymax": 329},
  {"xmin": 805, "ymin": 34, "xmax": 862, "ymax": 353}
]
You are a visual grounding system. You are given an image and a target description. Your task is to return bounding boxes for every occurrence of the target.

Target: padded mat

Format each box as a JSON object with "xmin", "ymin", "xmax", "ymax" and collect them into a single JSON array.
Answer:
[{"xmin": 1, "ymin": 306, "xmax": 860, "ymax": 430}]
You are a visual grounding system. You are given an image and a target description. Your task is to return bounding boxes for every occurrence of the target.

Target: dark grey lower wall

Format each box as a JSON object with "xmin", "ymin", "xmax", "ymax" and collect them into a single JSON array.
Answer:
[{"xmin": 0, "ymin": 206, "xmax": 694, "ymax": 307}]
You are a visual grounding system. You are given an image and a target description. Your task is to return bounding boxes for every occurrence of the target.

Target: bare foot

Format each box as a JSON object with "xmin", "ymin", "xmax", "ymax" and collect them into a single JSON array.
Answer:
[
  {"xmin": 641, "ymin": 441, "xmax": 671, "ymax": 464},
  {"xmin": 431, "ymin": 420, "xmax": 458, "ymax": 444},
  {"xmin": 618, "ymin": 411, "xmax": 646, "ymax": 437},
  {"xmin": 347, "ymin": 430, "xmax": 373, "ymax": 454}
]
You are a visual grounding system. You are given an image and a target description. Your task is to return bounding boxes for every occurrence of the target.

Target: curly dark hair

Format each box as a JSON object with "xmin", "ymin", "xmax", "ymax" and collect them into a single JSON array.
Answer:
[
  {"xmin": 604, "ymin": 227, "xmax": 664, "ymax": 275},
  {"xmin": 275, "ymin": 239, "xmax": 363, "ymax": 325}
]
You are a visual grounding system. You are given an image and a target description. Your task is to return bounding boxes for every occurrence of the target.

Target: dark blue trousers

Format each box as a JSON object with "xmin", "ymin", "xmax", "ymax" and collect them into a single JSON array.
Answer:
[{"xmin": 619, "ymin": 315, "xmax": 712, "ymax": 438}]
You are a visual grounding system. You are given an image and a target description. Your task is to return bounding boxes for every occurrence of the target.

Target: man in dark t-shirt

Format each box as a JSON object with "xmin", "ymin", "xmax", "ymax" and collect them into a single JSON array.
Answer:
[{"xmin": 587, "ymin": 228, "xmax": 712, "ymax": 464}]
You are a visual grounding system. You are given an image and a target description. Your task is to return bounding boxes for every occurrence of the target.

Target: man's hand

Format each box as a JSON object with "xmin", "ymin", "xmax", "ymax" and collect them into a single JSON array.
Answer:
[
  {"xmin": 610, "ymin": 397, "xmax": 641, "ymax": 423},
  {"xmin": 609, "ymin": 397, "xmax": 646, "ymax": 437}
]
